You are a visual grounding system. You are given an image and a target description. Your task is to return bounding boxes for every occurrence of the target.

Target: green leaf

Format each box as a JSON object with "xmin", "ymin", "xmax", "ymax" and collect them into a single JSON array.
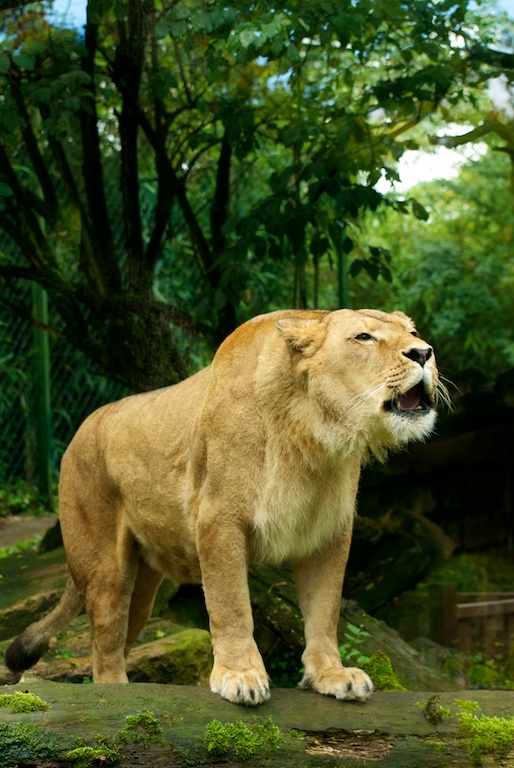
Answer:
[
  {"xmin": 1, "ymin": 110, "xmax": 19, "ymax": 132},
  {"xmin": 21, "ymin": 40, "xmax": 46, "ymax": 56},
  {"xmin": 367, "ymin": 169, "xmax": 382, "ymax": 187},
  {"xmin": 311, "ymin": 235, "xmax": 330, "ymax": 258},
  {"xmin": 0, "ymin": 183, "xmax": 14, "ymax": 198},
  {"xmin": 239, "ymin": 29, "xmax": 257, "ymax": 48},
  {"xmin": 14, "ymin": 52, "xmax": 35, "ymax": 71},
  {"xmin": 342, "ymin": 236, "xmax": 354, "ymax": 254},
  {"xmin": 411, "ymin": 199, "xmax": 430, "ymax": 221},
  {"xmin": 155, "ymin": 18, "xmax": 172, "ymax": 39},
  {"xmin": 349, "ymin": 259, "xmax": 365, "ymax": 277},
  {"xmin": 170, "ymin": 19, "xmax": 189, "ymax": 38},
  {"xmin": 286, "ymin": 43, "xmax": 300, "ymax": 63}
]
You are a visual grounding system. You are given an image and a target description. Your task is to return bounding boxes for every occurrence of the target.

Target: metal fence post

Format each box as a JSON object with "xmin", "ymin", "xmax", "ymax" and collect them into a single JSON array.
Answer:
[{"xmin": 32, "ymin": 282, "xmax": 54, "ymax": 510}]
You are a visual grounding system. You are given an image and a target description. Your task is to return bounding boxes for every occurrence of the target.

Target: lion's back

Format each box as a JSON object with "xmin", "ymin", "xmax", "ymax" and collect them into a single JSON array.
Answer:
[{"xmin": 60, "ymin": 366, "xmax": 212, "ymax": 495}]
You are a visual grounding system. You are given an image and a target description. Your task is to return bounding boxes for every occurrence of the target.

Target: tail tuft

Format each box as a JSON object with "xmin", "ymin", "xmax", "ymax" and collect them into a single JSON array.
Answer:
[
  {"xmin": 4, "ymin": 576, "xmax": 82, "ymax": 678},
  {"xmin": 5, "ymin": 633, "xmax": 48, "ymax": 674}
]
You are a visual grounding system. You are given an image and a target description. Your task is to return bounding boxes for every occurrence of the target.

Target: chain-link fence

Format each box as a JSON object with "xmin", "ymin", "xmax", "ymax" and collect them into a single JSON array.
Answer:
[{"xmin": 1, "ymin": 277, "xmax": 126, "ymax": 497}]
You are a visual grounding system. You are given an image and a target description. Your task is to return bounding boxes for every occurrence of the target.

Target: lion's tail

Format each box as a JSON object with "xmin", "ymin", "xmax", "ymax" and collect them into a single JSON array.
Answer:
[{"xmin": 5, "ymin": 577, "xmax": 83, "ymax": 678}]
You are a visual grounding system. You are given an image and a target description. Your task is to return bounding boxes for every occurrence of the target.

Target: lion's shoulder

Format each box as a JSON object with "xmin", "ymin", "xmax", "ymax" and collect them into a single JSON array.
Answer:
[{"xmin": 213, "ymin": 309, "xmax": 330, "ymax": 362}]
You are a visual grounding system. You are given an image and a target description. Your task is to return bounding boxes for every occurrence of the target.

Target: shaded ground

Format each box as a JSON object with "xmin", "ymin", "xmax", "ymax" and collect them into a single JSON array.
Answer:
[{"xmin": 0, "ymin": 514, "xmax": 56, "ymax": 548}]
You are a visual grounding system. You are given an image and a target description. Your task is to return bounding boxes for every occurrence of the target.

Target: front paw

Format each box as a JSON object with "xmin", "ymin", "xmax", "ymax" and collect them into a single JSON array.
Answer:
[
  {"xmin": 302, "ymin": 666, "xmax": 373, "ymax": 702},
  {"xmin": 210, "ymin": 665, "xmax": 271, "ymax": 706}
]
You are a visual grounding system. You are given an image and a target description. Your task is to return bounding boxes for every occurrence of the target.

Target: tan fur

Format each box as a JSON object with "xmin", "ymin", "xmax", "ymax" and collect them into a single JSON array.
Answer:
[{"xmin": 6, "ymin": 308, "xmax": 441, "ymax": 705}]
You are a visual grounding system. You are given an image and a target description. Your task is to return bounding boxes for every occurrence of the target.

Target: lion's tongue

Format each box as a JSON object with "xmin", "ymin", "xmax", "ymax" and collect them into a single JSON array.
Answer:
[{"xmin": 398, "ymin": 384, "xmax": 422, "ymax": 411}]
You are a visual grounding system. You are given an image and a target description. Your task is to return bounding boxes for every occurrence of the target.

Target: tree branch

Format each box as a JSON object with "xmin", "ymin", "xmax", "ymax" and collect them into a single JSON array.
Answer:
[
  {"xmin": 429, "ymin": 112, "xmax": 514, "ymax": 149},
  {"xmin": 468, "ymin": 44, "xmax": 514, "ymax": 71},
  {"xmin": 0, "ymin": 139, "xmax": 58, "ymax": 270},
  {"xmin": 210, "ymin": 130, "xmax": 232, "ymax": 257},
  {"xmin": 430, "ymin": 112, "xmax": 514, "ymax": 199},
  {"xmin": 8, "ymin": 66, "xmax": 59, "ymax": 226},
  {"xmin": 144, "ymin": 152, "xmax": 175, "ymax": 271},
  {"xmin": 114, "ymin": 0, "xmax": 151, "ymax": 290},
  {"xmin": 78, "ymin": 9, "xmax": 121, "ymax": 297},
  {"xmin": 38, "ymin": 102, "xmax": 96, "ymax": 264},
  {"xmin": 0, "ymin": 0, "xmax": 27, "ymax": 8},
  {"xmin": 429, "ymin": 120, "xmax": 495, "ymax": 148},
  {"xmin": 110, "ymin": 69, "xmax": 215, "ymax": 275},
  {"xmin": 143, "ymin": 4, "xmax": 175, "ymax": 271}
]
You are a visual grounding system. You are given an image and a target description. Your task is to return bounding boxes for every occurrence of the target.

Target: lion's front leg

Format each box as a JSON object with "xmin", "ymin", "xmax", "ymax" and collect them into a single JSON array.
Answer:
[
  {"xmin": 197, "ymin": 514, "xmax": 270, "ymax": 706},
  {"xmin": 293, "ymin": 524, "xmax": 373, "ymax": 703}
]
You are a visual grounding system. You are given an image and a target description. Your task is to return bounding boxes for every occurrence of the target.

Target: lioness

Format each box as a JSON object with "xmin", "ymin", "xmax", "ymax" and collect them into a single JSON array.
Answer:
[{"xmin": 6, "ymin": 308, "xmax": 442, "ymax": 705}]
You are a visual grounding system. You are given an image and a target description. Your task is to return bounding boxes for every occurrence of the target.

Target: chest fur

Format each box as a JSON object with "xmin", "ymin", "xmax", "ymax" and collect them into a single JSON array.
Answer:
[{"xmin": 250, "ymin": 456, "xmax": 360, "ymax": 564}]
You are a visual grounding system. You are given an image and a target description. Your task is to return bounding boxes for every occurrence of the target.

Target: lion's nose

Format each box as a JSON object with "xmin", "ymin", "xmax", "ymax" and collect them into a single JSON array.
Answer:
[{"xmin": 402, "ymin": 346, "xmax": 433, "ymax": 367}]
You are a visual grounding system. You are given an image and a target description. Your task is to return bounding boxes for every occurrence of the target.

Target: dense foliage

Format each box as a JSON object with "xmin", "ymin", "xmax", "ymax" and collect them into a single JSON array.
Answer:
[
  {"xmin": 352, "ymin": 149, "xmax": 514, "ymax": 383},
  {"xmin": 0, "ymin": 0, "xmax": 512, "ymax": 389}
]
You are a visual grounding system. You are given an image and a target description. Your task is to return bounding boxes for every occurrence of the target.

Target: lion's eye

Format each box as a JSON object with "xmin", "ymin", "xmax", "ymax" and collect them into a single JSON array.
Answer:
[
  {"xmin": 410, "ymin": 331, "xmax": 420, "ymax": 338},
  {"xmin": 355, "ymin": 333, "xmax": 375, "ymax": 341}
]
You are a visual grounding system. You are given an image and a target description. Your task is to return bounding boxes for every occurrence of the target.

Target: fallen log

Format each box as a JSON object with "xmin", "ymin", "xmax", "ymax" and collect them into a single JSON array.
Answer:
[{"xmin": 1, "ymin": 680, "xmax": 513, "ymax": 767}]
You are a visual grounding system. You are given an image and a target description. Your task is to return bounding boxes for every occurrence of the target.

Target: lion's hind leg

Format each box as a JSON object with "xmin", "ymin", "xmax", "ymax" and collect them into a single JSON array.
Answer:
[
  {"xmin": 71, "ymin": 539, "xmax": 162, "ymax": 683},
  {"xmin": 82, "ymin": 524, "xmax": 141, "ymax": 684},
  {"xmin": 124, "ymin": 554, "xmax": 164, "ymax": 656},
  {"xmin": 86, "ymin": 568, "xmax": 136, "ymax": 683}
]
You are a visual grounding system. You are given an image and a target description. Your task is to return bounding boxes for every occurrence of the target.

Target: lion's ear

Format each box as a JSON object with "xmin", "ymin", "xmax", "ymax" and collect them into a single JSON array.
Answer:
[
  {"xmin": 391, "ymin": 310, "xmax": 413, "ymax": 324},
  {"xmin": 275, "ymin": 316, "xmax": 327, "ymax": 356}
]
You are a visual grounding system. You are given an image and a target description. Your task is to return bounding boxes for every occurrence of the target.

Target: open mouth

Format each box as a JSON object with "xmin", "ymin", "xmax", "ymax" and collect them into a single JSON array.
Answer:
[{"xmin": 383, "ymin": 383, "xmax": 433, "ymax": 416}]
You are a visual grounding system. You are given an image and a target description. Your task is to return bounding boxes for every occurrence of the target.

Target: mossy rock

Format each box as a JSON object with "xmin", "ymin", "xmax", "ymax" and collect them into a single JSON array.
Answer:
[
  {"xmin": 0, "ymin": 548, "xmax": 67, "ymax": 641},
  {"xmin": 0, "ymin": 614, "xmax": 212, "ymax": 686},
  {"xmin": 128, "ymin": 625, "xmax": 212, "ymax": 684},
  {"xmin": 361, "ymin": 650, "xmax": 406, "ymax": 691}
]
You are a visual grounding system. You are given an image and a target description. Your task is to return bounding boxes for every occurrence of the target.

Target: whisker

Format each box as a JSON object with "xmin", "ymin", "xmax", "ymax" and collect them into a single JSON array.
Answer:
[
  {"xmin": 343, "ymin": 380, "xmax": 385, "ymax": 414},
  {"xmin": 438, "ymin": 374, "xmax": 458, "ymax": 392},
  {"xmin": 436, "ymin": 380, "xmax": 453, "ymax": 411}
]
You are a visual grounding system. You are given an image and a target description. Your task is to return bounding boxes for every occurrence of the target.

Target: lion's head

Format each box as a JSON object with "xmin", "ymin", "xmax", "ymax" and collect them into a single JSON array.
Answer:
[{"xmin": 275, "ymin": 307, "xmax": 445, "ymax": 459}]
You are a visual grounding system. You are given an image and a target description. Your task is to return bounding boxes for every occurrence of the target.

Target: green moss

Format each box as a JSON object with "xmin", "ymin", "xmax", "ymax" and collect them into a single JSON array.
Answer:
[
  {"xmin": 466, "ymin": 653, "xmax": 514, "ymax": 690},
  {"xmin": 454, "ymin": 699, "xmax": 481, "ymax": 713},
  {"xmin": 66, "ymin": 745, "xmax": 119, "ymax": 768},
  {"xmin": 360, "ymin": 650, "xmax": 406, "ymax": 691},
  {"xmin": 65, "ymin": 711, "xmax": 164, "ymax": 766},
  {"xmin": 66, "ymin": 714, "xmax": 163, "ymax": 767},
  {"xmin": 418, "ymin": 695, "xmax": 453, "ymax": 725},
  {"xmin": 203, "ymin": 716, "xmax": 283, "ymax": 760},
  {"xmin": 0, "ymin": 690, "xmax": 50, "ymax": 712},
  {"xmin": 0, "ymin": 721, "xmax": 59, "ymax": 767},
  {"xmin": 204, "ymin": 719, "xmax": 231, "ymax": 756},
  {"xmin": 118, "ymin": 710, "xmax": 164, "ymax": 744},
  {"xmin": 455, "ymin": 702, "xmax": 514, "ymax": 766}
]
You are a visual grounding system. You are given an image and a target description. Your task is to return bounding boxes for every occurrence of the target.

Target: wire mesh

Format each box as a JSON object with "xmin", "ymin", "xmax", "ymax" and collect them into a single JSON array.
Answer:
[{"xmin": 0, "ymin": 277, "xmax": 127, "ymax": 490}]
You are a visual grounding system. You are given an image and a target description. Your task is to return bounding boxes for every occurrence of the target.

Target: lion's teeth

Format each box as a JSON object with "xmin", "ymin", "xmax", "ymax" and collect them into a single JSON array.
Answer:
[{"xmin": 415, "ymin": 405, "xmax": 422, "ymax": 410}]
